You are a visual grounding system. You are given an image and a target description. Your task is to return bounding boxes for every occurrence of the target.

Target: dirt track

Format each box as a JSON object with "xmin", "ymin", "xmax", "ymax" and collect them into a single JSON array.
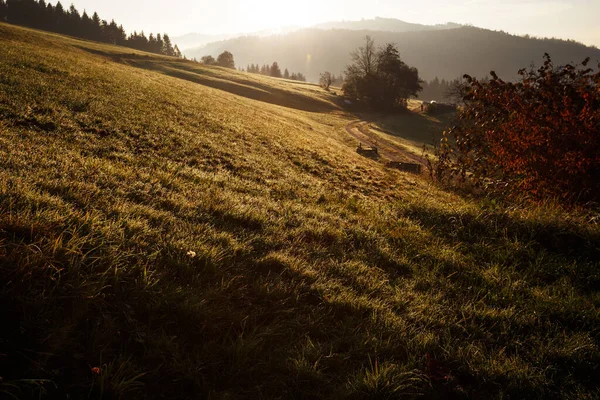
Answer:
[{"xmin": 344, "ymin": 121, "xmax": 427, "ymax": 166}]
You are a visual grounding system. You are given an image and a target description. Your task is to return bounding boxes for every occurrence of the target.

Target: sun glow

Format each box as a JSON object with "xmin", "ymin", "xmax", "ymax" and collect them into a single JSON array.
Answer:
[
  {"xmin": 67, "ymin": 0, "xmax": 600, "ymax": 47},
  {"xmin": 232, "ymin": 0, "xmax": 329, "ymax": 32}
]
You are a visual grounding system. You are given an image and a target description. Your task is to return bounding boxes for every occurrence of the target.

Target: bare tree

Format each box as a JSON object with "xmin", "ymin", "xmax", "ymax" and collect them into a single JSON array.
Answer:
[
  {"xmin": 444, "ymin": 78, "xmax": 469, "ymax": 104},
  {"xmin": 348, "ymin": 35, "xmax": 377, "ymax": 76},
  {"xmin": 319, "ymin": 71, "xmax": 334, "ymax": 90}
]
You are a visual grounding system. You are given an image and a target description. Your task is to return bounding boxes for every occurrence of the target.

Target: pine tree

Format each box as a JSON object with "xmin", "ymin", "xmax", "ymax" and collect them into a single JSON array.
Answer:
[
  {"xmin": 45, "ymin": 2, "xmax": 54, "ymax": 30},
  {"xmin": 173, "ymin": 45, "xmax": 182, "ymax": 58},
  {"xmin": 81, "ymin": 10, "xmax": 93, "ymax": 39},
  {"xmin": 53, "ymin": 2, "xmax": 66, "ymax": 33},
  {"xmin": 156, "ymin": 33, "xmax": 164, "ymax": 54},
  {"xmin": 67, "ymin": 4, "xmax": 80, "ymax": 36},
  {"xmin": 90, "ymin": 11, "xmax": 101, "ymax": 40},
  {"xmin": 283, "ymin": 68, "xmax": 289, "ymax": 79},
  {"xmin": 163, "ymin": 34, "xmax": 174, "ymax": 56},
  {"xmin": 270, "ymin": 61, "xmax": 282, "ymax": 78}
]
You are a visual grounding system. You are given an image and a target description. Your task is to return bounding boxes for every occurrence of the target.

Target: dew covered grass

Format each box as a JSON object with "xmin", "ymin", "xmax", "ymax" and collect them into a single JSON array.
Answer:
[{"xmin": 1, "ymin": 23, "xmax": 599, "ymax": 399}]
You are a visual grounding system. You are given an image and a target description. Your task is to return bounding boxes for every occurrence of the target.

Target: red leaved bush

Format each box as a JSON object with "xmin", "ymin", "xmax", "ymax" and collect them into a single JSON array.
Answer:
[{"xmin": 437, "ymin": 54, "xmax": 600, "ymax": 203}]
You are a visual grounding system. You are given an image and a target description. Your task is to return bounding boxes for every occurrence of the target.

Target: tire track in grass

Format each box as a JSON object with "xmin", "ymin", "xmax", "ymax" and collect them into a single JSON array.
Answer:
[{"xmin": 345, "ymin": 120, "xmax": 427, "ymax": 168}]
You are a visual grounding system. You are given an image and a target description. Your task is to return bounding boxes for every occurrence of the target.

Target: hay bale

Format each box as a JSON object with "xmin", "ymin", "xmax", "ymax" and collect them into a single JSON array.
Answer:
[{"xmin": 387, "ymin": 161, "xmax": 421, "ymax": 174}]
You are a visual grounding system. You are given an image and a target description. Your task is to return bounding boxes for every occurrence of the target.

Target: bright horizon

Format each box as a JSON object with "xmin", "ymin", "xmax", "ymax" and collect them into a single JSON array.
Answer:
[{"xmin": 64, "ymin": 0, "xmax": 600, "ymax": 48}]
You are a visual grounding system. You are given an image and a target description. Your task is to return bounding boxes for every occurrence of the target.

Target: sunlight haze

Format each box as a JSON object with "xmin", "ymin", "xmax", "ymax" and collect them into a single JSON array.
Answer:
[{"xmin": 66, "ymin": 0, "xmax": 600, "ymax": 47}]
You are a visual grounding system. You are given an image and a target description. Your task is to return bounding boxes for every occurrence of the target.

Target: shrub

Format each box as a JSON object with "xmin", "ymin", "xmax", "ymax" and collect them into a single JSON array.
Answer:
[{"xmin": 436, "ymin": 54, "xmax": 600, "ymax": 203}]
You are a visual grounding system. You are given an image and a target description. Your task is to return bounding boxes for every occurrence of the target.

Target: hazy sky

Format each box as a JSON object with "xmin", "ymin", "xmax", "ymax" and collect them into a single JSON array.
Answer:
[{"xmin": 66, "ymin": 0, "xmax": 600, "ymax": 47}]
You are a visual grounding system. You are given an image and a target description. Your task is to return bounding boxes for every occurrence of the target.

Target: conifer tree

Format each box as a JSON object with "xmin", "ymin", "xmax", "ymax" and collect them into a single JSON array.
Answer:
[
  {"xmin": 54, "ymin": 1, "xmax": 65, "ymax": 32},
  {"xmin": 67, "ymin": 4, "xmax": 80, "ymax": 35},
  {"xmin": 80, "ymin": 10, "xmax": 93, "ymax": 39},
  {"xmin": 162, "ymin": 34, "xmax": 174, "ymax": 56},
  {"xmin": 90, "ymin": 11, "xmax": 101, "ymax": 40},
  {"xmin": 173, "ymin": 45, "xmax": 182, "ymax": 58},
  {"xmin": 270, "ymin": 61, "xmax": 282, "ymax": 78}
]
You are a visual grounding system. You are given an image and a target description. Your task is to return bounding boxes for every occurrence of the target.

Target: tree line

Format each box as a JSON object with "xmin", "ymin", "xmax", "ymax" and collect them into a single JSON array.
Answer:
[
  {"xmin": 0, "ymin": 0, "xmax": 182, "ymax": 57},
  {"xmin": 244, "ymin": 62, "xmax": 306, "ymax": 82},
  {"xmin": 198, "ymin": 55, "xmax": 310, "ymax": 83},
  {"xmin": 200, "ymin": 52, "xmax": 236, "ymax": 69},
  {"xmin": 420, "ymin": 77, "xmax": 458, "ymax": 102}
]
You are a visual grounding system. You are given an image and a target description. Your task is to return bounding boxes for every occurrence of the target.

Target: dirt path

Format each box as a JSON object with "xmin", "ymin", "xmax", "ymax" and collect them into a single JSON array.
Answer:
[{"xmin": 344, "ymin": 120, "xmax": 427, "ymax": 166}]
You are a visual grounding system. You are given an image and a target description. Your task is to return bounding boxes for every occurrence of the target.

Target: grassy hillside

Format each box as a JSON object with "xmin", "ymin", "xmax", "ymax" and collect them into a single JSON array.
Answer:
[
  {"xmin": 188, "ymin": 26, "xmax": 600, "ymax": 83},
  {"xmin": 1, "ymin": 23, "xmax": 600, "ymax": 399}
]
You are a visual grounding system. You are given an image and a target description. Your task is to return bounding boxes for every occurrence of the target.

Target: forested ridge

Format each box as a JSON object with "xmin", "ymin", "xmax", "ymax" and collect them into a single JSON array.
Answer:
[
  {"xmin": 188, "ymin": 27, "xmax": 600, "ymax": 83},
  {"xmin": 0, "ymin": 0, "xmax": 182, "ymax": 57}
]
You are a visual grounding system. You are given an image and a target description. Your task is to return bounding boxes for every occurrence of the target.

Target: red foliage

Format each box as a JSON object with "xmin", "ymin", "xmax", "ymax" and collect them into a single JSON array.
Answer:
[
  {"xmin": 426, "ymin": 353, "xmax": 450, "ymax": 381},
  {"xmin": 438, "ymin": 54, "xmax": 600, "ymax": 203}
]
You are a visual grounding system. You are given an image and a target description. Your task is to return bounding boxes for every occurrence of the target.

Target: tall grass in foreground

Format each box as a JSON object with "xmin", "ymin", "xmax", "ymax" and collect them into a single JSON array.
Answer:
[{"xmin": 0, "ymin": 23, "xmax": 599, "ymax": 399}]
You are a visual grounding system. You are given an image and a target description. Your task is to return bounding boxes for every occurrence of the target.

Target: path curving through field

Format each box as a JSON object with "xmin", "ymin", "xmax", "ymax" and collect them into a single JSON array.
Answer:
[{"xmin": 344, "ymin": 120, "xmax": 427, "ymax": 166}]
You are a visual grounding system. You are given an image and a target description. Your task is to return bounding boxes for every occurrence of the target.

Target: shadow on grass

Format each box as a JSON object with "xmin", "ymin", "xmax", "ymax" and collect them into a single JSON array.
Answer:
[
  {"xmin": 401, "ymin": 203, "xmax": 600, "ymax": 290},
  {"xmin": 2, "ymin": 196, "xmax": 599, "ymax": 399},
  {"xmin": 2, "ymin": 39, "xmax": 598, "ymax": 399},
  {"xmin": 364, "ymin": 110, "xmax": 455, "ymax": 147},
  {"xmin": 76, "ymin": 47, "xmax": 337, "ymax": 113}
]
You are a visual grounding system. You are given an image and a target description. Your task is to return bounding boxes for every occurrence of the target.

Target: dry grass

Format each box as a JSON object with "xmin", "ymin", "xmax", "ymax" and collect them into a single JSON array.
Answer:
[{"xmin": 1, "ymin": 23, "xmax": 599, "ymax": 399}]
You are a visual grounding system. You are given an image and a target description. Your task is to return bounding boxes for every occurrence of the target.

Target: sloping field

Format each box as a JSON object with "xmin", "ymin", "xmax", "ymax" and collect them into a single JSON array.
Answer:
[{"xmin": 1, "ymin": 23, "xmax": 599, "ymax": 399}]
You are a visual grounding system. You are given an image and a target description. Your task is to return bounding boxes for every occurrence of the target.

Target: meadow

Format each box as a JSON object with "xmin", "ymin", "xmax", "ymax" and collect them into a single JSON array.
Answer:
[{"xmin": 0, "ymin": 23, "xmax": 599, "ymax": 399}]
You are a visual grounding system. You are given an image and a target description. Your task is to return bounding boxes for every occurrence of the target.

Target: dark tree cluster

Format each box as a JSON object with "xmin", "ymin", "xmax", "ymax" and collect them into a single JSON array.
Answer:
[
  {"xmin": 217, "ymin": 51, "xmax": 235, "ymax": 68},
  {"xmin": 343, "ymin": 36, "xmax": 422, "ymax": 110},
  {"xmin": 0, "ymin": 0, "xmax": 181, "ymax": 57},
  {"xmin": 420, "ymin": 77, "xmax": 451, "ymax": 102},
  {"xmin": 419, "ymin": 76, "xmax": 477, "ymax": 103},
  {"xmin": 246, "ymin": 62, "xmax": 306, "ymax": 81},
  {"xmin": 200, "ymin": 51, "xmax": 235, "ymax": 68},
  {"xmin": 436, "ymin": 54, "xmax": 600, "ymax": 203}
]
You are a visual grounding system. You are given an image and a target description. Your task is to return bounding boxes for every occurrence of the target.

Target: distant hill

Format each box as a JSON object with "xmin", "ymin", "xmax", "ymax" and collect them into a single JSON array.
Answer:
[
  {"xmin": 313, "ymin": 17, "xmax": 462, "ymax": 32},
  {"xmin": 176, "ymin": 18, "xmax": 459, "ymax": 51},
  {"xmin": 185, "ymin": 26, "xmax": 600, "ymax": 82},
  {"xmin": 172, "ymin": 32, "xmax": 237, "ymax": 50},
  {"xmin": 173, "ymin": 25, "xmax": 303, "ymax": 50}
]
